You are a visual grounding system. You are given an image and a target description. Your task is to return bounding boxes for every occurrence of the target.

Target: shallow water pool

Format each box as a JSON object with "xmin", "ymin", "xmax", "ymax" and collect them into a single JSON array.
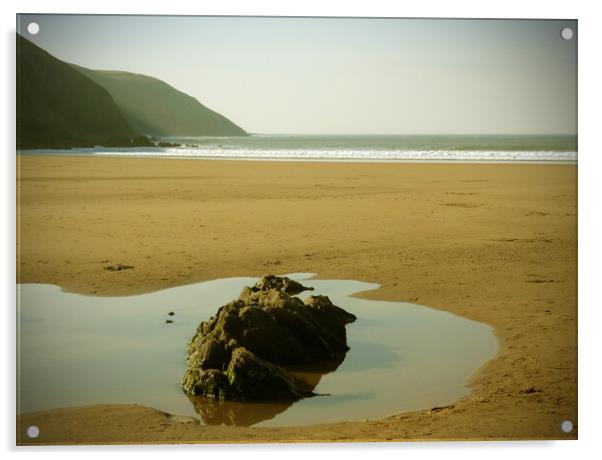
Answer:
[{"xmin": 17, "ymin": 273, "xmax": 497, "ymax": 427}]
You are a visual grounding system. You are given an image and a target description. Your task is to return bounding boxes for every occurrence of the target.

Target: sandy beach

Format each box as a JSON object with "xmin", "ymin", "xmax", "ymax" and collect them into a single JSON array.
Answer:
[{"xmin": 16, "ymin": 154, "xmax": 577, "ymax": 443}]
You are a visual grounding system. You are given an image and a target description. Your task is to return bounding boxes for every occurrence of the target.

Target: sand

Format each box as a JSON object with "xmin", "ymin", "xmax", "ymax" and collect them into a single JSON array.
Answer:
[{"xmin": 16, "ymin": 155, "xmax": 577, "ymax": 444}]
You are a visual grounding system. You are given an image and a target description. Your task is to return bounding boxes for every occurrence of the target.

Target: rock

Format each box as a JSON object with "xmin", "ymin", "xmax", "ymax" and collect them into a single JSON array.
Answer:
[
  {"xmin": 186, "ymin": 355, "xmax": 345, "ymax": 425},
  {"xmin": 182, "ymin": 368, "xmax": 229, "ymax": 399},
  {"xmin": 521, "ymin": 387, "xmax": 541, "ymax": 394},
  {"xmin": 182, "ymin": 347, "xmax": 311, "ymax": 401},
  {"xmin": 168, "ymin": 311, "xmax": 175, "ymax": 316},
  {"xmin": 104, "ymin": 263, "xmax": 134, "ymax": 272},
  {"xmin": 182, "ymin": 275, "xmax": 356, "ymax": 402},
  {"xmin": 226, "ymin": 347, "xmax": 313, "ymax": 400},
  {"xmin": 303, "ymin": 295, "xmax": 357, "ymax": 350},
  {"xmin": 156, "ymin": 141, "xmax": 181, "ymax": 148},
  {"xmin": 240, "ymin": 274, "xmax": 314, "ymax": 297}
]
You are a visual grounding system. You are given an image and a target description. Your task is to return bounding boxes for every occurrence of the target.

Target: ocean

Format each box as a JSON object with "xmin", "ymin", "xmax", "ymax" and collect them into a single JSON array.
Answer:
[{"xmin": 20, "ymin": 134, "xmax": 578, "ymax": 163}]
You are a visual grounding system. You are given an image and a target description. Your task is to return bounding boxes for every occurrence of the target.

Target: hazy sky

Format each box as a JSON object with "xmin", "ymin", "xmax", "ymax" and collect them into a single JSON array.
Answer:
[{"xmin": 18, "ymin": 15, "xmax": 577, "ymax": 135}]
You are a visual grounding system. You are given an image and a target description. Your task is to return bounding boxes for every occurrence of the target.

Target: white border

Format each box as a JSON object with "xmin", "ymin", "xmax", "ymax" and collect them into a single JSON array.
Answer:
[{"xmin": 3, "ymin": 1, "xmax": 601, "ymax": 459}]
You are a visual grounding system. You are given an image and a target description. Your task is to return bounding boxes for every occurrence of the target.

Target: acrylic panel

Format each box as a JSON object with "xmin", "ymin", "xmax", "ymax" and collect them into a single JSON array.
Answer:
[{"xmin": 16, "ymin": 15, "xmax": 577, "ymax": 444}]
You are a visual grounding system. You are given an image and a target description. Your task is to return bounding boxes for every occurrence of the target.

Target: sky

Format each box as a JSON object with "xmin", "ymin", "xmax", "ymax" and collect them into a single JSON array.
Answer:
[{"xmin": 17, "ymin": 15, "xmax": 577, "ymax": 135}]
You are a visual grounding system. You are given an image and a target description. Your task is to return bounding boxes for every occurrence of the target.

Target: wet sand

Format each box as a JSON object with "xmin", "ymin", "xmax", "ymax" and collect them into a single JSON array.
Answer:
[{"xmin": 16, "ymin": 155, "xmax": 577, "ymax": 443}]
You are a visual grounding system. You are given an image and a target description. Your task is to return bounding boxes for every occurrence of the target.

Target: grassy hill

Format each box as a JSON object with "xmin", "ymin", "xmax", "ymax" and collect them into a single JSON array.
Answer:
[
  {"xmin": 74, "ymin": 67, "xmax": 247, "ymax": 137},
  {"xmin": 17, "ymin": 35, "xmax": 146, "ymax": 149}
]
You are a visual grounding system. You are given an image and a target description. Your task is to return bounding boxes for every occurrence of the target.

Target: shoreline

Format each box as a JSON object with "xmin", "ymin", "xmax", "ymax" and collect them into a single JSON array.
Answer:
[
  {"xmin": 17, "ymin": 150, "xmax": 578, "ymax": 165},
  {"xmin": 17, "ymin": 155, "xmax": 577, "ymax": 443}
]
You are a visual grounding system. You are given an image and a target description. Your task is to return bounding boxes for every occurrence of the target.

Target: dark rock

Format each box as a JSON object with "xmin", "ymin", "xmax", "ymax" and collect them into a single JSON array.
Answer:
[
  {"xmin": 156, "ymin": 141, "xmax": 180, "ymax": 148},
  {"xmin": 521, "ymin": 387, "xmax": 541, "ymax": 394},
  {"xmin": 190, "ymin": 337, "xmax": 230, "ymax": 369},
  {"xmin": 104, "ymin": 263, "xmax": 134, "ymax": 272},
  {"xmin": 182, "ymin": 275, "xmax": 355, "ymax": 402},
  {"xmin": 430, "ymin": 405, "xmax": 455, "ymax": 413},
  {"xmin": 226, "ymin": 347, "xmax": 313, "ymax": 400},
  {"xmin": 182, "ymin": 368, "xmax": 229, "ymax": 399},
  {"xmin": 240, "ymin": 274, "xmax": 314, "ymax": 297},
  {"xmin": 187, "ymin": 357, "xmax": 344, "ymax": 426},
  {"xmin": 168, "ymin": 311, "xmax": 175, "ymax": 316}
]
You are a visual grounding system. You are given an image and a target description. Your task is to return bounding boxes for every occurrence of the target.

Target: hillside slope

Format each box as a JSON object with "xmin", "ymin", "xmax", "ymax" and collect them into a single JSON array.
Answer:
[
  {"xmin": 75, "ymin": 66, "xmax": 247, "ymax": 137},
  {"xmin": 17, "ymin": 35, "xmax": 143, "ymax": 149}
]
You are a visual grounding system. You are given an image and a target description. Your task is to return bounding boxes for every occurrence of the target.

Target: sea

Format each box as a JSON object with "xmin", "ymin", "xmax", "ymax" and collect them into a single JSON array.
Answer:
[{"xmin": 20, "ymin": 134, "xmax": 577, "ymax": 163}]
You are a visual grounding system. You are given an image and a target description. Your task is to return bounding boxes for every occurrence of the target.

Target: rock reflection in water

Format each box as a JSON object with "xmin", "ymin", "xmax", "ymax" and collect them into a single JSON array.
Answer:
[
  {"xmin": 17, "ymin": 277, "xmax": 498, "ymax": 427},
  {"xmin": 188, "ymin": 355, "xmax": 345, "ymax": 426},
  {"xmin": 187, "ymin": 395, "xmax": 293, "ymax": 426}
]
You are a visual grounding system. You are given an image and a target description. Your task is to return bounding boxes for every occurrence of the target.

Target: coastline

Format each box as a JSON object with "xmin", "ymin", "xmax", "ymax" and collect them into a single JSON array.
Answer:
[
  {"xmin": 17, "ymin": 149, "xmax": 578, "ymax": 164},
  {"xmin": 16, "ymin": 155, "xmax": 577, "ymax": 443}
]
